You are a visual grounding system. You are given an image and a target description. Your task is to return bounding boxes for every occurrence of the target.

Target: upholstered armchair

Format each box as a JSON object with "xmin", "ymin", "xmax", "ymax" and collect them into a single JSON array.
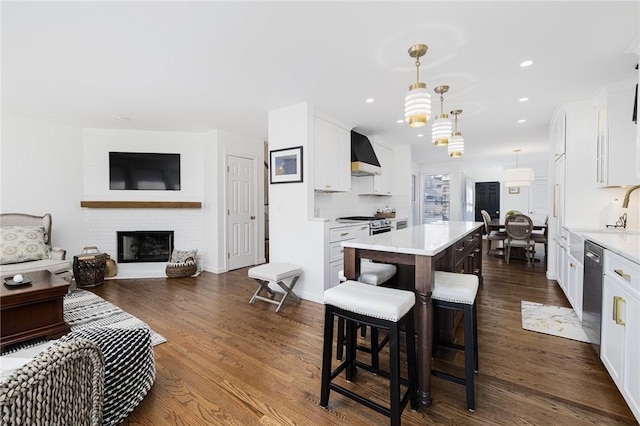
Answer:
[{"xmin": 0, "ymin": 213, "xmax": 72, "ymax": 275}]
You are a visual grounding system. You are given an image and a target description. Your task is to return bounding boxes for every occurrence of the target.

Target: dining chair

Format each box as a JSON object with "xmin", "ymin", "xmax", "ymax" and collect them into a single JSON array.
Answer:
[
  {"xmin": 504, "ymin": 214, "xmax": 536, "ymax": 267},
  {"xmin": 480, "ymin": 210, "xmax": 507, "ymax": 255},
  {"xmin": 531, "ymin": 216, "xmax": 548, "ymax": 263}
]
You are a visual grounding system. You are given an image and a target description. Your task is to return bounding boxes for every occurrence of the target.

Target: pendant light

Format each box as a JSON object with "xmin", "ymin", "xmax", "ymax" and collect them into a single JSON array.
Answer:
[
  {"xmin": 404, "ymin": 44, "xmax": 431, "ymax": 127},
  {"xmin": 502, "ymin": 148, "xmax": 534, "ymax": 186},
  {"xmin": 432, "ymin": 85, "xmax": 453, "ymax": 146},
  {"xmin": 448, "ymin": 109, "xmax": 464, "ymax": 157}
]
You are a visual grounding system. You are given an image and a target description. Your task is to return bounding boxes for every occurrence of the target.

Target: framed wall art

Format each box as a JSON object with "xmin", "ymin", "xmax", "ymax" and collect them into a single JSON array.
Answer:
[
  {"xmin": 270, "ymin": 146, "xmax": 303, "ymax": 184},
  {"xmin": 508, "ymin": 186, "xmax": 520, "ymax": 194}
]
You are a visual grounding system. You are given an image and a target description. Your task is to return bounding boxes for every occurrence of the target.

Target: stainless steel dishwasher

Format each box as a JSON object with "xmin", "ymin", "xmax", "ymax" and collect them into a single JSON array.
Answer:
[{"xmin": 582, "ymin": 240, "xmax": 604, "ymax": 355}]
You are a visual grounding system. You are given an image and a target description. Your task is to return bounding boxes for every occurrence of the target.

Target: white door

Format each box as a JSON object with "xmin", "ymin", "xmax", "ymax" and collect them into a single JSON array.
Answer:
[
  {"xmin": 227, "ymin": 155, "xmax": 256, "ymax": 270},
  {"xmin": 528, "ymin": 178, "xmax": 549, "ymax": 224}
]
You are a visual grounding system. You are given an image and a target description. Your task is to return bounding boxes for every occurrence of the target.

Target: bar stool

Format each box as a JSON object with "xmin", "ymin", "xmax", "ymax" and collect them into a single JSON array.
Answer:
[
  {"xmin": 320, "ymin": 280, "xmax": 418, "ymax": 426},
  {"xmin": 336, "ymin": 260, "xmax": 397, "ymax": 365},
  {"xmin": 431, "ymin": 271, "xmax": 479, "ymax": 412}
]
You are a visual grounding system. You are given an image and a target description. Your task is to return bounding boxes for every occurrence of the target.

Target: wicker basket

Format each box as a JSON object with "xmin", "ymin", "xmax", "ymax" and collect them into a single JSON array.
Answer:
[{"xmin": 165, "ymin": 261, "xmax": 197, "ymax": 278}]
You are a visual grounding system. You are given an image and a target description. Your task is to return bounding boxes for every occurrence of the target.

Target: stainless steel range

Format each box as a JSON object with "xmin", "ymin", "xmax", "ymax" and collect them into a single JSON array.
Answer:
[{"xmin": 336, "ymin": 216, "xmax": 392, "ymax": 235}]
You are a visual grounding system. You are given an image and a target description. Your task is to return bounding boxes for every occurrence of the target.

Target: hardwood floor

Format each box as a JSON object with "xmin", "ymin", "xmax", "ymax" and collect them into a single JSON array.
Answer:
[{"xmin": 91, "ymin": 243, "xmax": 637, "ymax": 425}]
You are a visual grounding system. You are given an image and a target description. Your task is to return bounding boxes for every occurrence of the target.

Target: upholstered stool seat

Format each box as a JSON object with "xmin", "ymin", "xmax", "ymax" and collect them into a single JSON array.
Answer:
[
  {"xmin": 338, "ymin": 260, "xmax": 397, "ymax": 286},
  {"xmin": 248, "ymin": 263, "xmax": 302, "ymax": 312},
  {"xmin": 432, "ymin": 271, "xmax": 479, "ymax": 412},
  {"xmin": 320, "ymin": 280, "xmax": 418, "ymax": 426}
]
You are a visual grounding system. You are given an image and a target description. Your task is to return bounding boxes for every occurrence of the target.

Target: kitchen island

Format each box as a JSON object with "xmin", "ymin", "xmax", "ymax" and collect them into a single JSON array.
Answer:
[{"xmin": 342, "ymin": 221, "xmax": 484, "ymax": 407}]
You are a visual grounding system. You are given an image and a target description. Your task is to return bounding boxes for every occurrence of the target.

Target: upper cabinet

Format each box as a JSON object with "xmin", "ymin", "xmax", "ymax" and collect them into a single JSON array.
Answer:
[
  {"xmin": 313, "ymin": 115, "xmax": 351, "ymax": 192},
  {"xmin": 595, "ymin": 79, "xmax": 638, "ymax": 187},
  {"xmin": 358, "ymin": 142, "xmax": 393, "ymax": 196}
]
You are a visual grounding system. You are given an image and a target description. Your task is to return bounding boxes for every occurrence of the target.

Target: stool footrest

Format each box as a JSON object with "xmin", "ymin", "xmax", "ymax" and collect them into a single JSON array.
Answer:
[{"xmin": 432, "ymin": 369, "xmax": 466, "ymax": 386}]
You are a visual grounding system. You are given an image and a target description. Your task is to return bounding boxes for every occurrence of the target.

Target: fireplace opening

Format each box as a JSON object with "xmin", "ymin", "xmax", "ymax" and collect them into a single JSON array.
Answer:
[{"xmin": 117, "ymin": 231, "xmax": 174, "ymax": 263}]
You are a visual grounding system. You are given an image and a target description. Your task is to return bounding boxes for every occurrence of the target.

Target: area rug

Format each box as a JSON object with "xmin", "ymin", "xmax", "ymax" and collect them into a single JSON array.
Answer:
[
  {"xmin": 1, "ymin": 289, "xmax": 166, "ymax": 355},
  {"xmin": 521, "ymin": 301, "xmax": 590, "ymax": 343}
]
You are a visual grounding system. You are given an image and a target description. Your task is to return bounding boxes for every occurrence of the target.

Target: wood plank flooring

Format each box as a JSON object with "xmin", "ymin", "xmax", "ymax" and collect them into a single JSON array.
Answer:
[{"xmin": 91, "ymin": 242, "xmax": 638, "ymax": 425}]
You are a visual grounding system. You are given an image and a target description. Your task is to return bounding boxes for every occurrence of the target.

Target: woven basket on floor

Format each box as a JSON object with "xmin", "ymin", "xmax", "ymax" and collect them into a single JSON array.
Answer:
[{"xmin": 165, "ymin": 260, "xmax": 197, "ymax": 278}]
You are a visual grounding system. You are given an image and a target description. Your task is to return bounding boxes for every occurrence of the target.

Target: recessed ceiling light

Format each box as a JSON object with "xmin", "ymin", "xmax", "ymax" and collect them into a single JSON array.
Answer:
[
  {"xmin": 366, "ymin": 98, "xmax": 375, "ymax": 103},
  {"xmin": 519, "ymin": 97, "xmax": 529, "ymax": 102},
  {"xmin": 397, "ymin": 119, "xmax": 404, "ymax": 124},
  {"xmin": 518, "ymin": 119, "xmax": 526, "ymax": 123},
  {"xmin": 417, "ymin": 134, "xmax": 424, "ymax": 137},
  {"xmin": 112, "ymin": 116, "xmax": 130, "ymax": 121},
  {"xmin": 520, "ymin": 60, "xmax": 533, "ymax": 67}
]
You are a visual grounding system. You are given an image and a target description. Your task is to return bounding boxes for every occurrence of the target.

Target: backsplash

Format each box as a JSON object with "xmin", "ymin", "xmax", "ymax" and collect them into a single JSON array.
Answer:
[{"xmin": 314, "ymin": 182, "xmax": 408, "ymax": 220}]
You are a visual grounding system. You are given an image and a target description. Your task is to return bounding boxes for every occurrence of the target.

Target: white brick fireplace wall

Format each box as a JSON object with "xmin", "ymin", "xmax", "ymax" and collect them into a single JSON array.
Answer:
[{"xmin": 82, "ymin": 128, "xmax": 205, "ymax": 278}]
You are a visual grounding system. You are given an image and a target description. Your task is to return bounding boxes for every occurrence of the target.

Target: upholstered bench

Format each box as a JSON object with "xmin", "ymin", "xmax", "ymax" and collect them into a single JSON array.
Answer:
[
  {"xmin": 338, "ymin": 260, "xmax": 397, "ymax": 286},
  {"xmin": 248, "ymin": 263, "xmax": 302, "ymax": 312}
]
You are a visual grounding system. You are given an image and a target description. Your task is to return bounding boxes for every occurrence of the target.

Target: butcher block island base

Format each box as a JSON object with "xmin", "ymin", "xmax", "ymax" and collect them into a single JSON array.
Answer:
[{"xmin": 1, "ymin": 270, "xmax": 70, "ymax": 349}]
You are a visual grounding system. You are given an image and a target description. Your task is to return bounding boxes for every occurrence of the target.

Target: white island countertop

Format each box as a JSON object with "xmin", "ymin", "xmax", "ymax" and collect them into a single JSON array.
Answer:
[{"xmin": 341, "ymin": 221, "xmax": 484, "ymax": 255}]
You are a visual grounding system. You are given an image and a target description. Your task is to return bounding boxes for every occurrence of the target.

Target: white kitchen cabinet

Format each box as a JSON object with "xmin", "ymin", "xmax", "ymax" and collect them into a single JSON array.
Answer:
[
  {"xmin": 595, "ymin": 80, "xmax": 638, "ymax": 187},
  {"xmin": 600, "ymin": 249, "xmax": 640, "ymax": 421},
  {"xmin": 359, "ymin": 142, "xmax": 393, "ymax": 196},
  {"xmin": 566, "ymin": 253, "xmax": 584, "ymax": 319},
  {"xmin": 314, "ymin": 115, "xmax": 351, "ymax": 192},
  {"xmin": 325, "ymin": 223, "xmax": 369, "ymax": 289}
]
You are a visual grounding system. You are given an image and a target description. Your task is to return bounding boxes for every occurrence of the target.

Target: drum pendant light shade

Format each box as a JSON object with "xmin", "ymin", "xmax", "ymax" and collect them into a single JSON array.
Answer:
[
  {"xmin": 432, "ymin": 85, "xmax": 452, "ymax": 146},
  {"xmin": 404, "ymin": 44, "xmax": 431, "ymax": 127},
  {"xmin": 502, "ymin": 149, "xmax": 534, "ymax": 186}
]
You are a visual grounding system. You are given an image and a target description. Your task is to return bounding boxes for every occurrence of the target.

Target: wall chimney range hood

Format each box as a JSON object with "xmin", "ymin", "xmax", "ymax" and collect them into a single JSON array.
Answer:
[{"xmin": 351, "ymin": 130, "xmax": 381, "ymax": 176}]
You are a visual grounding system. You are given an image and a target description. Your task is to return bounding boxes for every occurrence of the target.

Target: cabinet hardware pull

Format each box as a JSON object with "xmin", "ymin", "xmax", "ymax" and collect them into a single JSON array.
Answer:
[
  {"xmin": 340, "ymin": 232, "xmax": 349, "ymax": 237},
  {"xmin": 570, "ymin": 263, "xmax": 575, "ymax": 268},
  {"xmin": 614, "ymin": 269, "xmax": 631, "ymax": 280},
  {"xmin": 474, "ymin": 269, "xmax": 480, "ymax": 274},
  {"xmin": 360, "ymin": 226, "xmax": 368, "ymax": 230},
  {"xmin": 456, "ymin": 247, "xmax": 464, "ymax": 252},
  {"xmin": 474, "ymin": 248, "xmax": 480, "ymax": 253},
  {"xmin": 613, "ymin": 296, "xmax": 626, "ymax": 326},
  {"xmin": 468, "ymin": 253, "xmax": 475, "ymax": 258}
]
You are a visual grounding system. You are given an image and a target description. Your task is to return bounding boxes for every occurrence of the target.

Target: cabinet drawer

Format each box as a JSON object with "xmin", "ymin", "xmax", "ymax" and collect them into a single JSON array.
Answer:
[
  {"xmin": 604, "ymin": 250, "xmax": 640, "ymax": 298},
  {"xmin": 330, "ymin": 241, "xmax": 346, "ymax": 263},
  {"xmin": 330, "ymin": 226, "xmax": 358, "ymax": 242}
]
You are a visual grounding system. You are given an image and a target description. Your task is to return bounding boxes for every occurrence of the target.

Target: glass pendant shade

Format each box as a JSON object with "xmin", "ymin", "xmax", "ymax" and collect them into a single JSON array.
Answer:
[
  {"xmin": 405, "ymin": 84, "xmax": 431, "ymax": 127},
  {"xmin": 448, "ymin": 131, "xmax": 464, "ymax": 157},
  {"xmin": 502, "ymin": 168, "xmax": 535, "ymax": 187},
  {"xmin": 432, "ymin": 114, "xmax": 452, "ymax": 146}
]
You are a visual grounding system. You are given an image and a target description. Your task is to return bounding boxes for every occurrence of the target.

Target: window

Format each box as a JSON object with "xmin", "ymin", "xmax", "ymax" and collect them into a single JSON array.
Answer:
[{"xmin": 422, "ymin": 174, "xmax": 450, "ymax": 223}]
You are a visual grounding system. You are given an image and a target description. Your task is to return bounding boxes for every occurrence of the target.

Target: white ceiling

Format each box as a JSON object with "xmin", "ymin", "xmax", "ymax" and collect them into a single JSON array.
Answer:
[{"xmin": 2, "ymin": 1, "xmax": 638, "ymax": 170}]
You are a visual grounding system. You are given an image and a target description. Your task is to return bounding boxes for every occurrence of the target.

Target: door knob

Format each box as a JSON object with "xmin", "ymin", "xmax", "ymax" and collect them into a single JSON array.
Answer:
[{"xmin": 250, "ymin": 215, "xmax": 256, "ymax": 220}]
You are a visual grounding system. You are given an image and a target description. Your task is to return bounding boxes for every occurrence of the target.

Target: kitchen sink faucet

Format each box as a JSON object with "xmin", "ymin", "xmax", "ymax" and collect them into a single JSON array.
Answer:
[{"xmin": 622, "ymin": 184, "xmax": 640, "ymax": 208}]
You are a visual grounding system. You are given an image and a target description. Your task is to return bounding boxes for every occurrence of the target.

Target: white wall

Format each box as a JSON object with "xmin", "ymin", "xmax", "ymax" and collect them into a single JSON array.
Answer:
[
  {"xmin": 1, "ymin": 114, "xmax": 85, "ymax": 255},
  {"xmin": 82, "ymin": 128, "xmax": 206, "ymax": 278},
  {"xmin": 268, "ymin": 103, "xmax": 325, "ymax": 303}
]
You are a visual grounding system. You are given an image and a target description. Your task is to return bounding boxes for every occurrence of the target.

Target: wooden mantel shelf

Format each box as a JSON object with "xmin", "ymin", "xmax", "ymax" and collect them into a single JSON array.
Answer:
[{"xmin": 80, "ymin": 201, "xmax": 202, "ymax": 209}]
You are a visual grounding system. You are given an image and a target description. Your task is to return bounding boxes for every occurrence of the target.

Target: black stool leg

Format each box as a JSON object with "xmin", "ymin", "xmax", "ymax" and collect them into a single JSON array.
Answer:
[
  {"xmin": 473, "ymin": 302, "xmax": 479, "ymax": 373},
  {"xmin": 463, "ymin": 304, "xmax": 475, "ymax": 412},
  {"xmin": 389, "ymin": 321, "xmax": 401, "ymax": 426},
  {"xmin": 406, "ymin": 310, "xmax": 419, "ymax": 411},
  {"xmin": 345, "ymin": 319, "xmax": 358, "ymax": 382},
  {"xmin": 370, "ymin": 326, "xmax": 380, "ymax": 369},
  {"xmin": 320, "ymin": 306, "xmax": 335, "ymax": 408},
  {"xmin": 336, "ymin": 317, "xmax": 345, "ymax": 360}
]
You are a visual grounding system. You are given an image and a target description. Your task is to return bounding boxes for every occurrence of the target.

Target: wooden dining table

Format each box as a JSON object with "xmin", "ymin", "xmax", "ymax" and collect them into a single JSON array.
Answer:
[{"xmin": 341, "ymin": 221, "xmax": 484, "ymax": 407}]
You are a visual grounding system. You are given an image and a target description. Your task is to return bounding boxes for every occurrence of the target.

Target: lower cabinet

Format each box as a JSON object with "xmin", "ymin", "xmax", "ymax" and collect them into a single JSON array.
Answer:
[
  {"xmin": 566, "ymin": 253, "xmax": 584, "ymax": 320},
  {"xmin": 600, "ymin": 250, "xmax": 640, "ymax": 422},
  {"xmin": 326, "ymin": 223, "xmax": 369, "ymax": 290}
]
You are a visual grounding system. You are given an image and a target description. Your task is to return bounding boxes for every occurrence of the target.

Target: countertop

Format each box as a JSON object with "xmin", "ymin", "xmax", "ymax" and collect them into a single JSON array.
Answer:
[
  {"xmin": 578, "ymin": 230, "xmax": 640, "ymax": 264},
  {"xmin": 341, "ymin": 221, "xmax": 483, "ymax": 256}
]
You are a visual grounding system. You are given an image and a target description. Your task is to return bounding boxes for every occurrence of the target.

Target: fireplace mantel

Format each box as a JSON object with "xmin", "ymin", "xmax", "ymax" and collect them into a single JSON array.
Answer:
[{"xmin": 80, "ymin": 201, "xmax": 202, "ymax": 209}]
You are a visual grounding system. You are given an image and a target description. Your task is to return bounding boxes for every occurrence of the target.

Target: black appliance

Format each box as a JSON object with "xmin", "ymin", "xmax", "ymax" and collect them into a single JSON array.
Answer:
[{"xmin": 583, "ymin": 240, "xmax": 604, "ymax": 354}]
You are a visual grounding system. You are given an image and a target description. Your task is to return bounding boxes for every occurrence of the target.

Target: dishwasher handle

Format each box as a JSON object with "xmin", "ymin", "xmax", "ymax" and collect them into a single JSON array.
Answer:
[{"xmin": 585, "ymin": 250, "xmax": 601, "ymax": 263}]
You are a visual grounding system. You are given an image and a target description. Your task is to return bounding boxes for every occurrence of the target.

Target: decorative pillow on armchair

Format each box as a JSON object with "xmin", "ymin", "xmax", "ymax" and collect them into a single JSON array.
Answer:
[{"xmin": 0, "ymin": 226, "xmax": 49, "ymax": 265}]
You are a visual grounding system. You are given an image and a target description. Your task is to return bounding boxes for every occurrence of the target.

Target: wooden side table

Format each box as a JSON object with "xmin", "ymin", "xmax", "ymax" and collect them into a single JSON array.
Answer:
[{"xmin": 1, "ymin": 270, "xmax": 70, "ymax": 349}]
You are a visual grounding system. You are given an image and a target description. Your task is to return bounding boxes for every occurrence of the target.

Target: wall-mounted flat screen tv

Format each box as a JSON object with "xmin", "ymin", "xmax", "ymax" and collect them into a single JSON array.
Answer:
[{"xmin": 109, "ymin": 152, "xmax": 181, "ymax": 190}]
